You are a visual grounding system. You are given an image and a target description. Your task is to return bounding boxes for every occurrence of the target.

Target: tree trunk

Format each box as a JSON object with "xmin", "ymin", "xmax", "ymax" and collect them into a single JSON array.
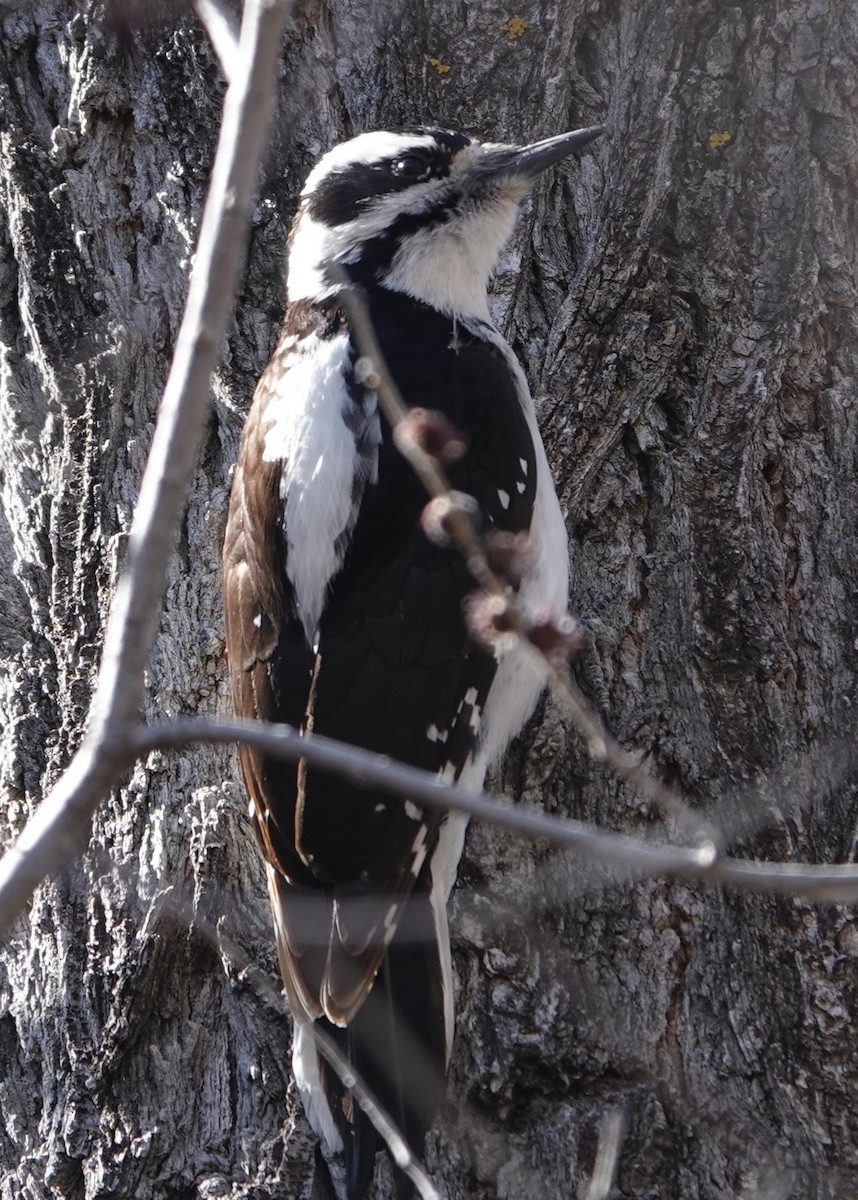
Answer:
[{"xmin": 1, "ymin": 2, "xmax": 856, "ymax": 1198}]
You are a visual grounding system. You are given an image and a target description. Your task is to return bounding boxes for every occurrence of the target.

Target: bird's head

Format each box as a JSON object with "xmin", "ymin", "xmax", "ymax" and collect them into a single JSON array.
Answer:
[{"xmin": 286, "ymin": 125, "xmax": 603, "ymax": 320}]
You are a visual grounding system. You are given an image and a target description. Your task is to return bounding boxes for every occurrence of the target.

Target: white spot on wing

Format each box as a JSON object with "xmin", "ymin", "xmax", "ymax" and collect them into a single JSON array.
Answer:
[
  {"xmin": 497, "ymin": 488, "xmax": 510, "ymax": 510},
  {"xmin": 406, "ymin": 820, "xmax": 431, "ymax": 881},
  {"xmin": 426, "ymin": 723, "xmax": 449, "ymax": 743},
  {"xmin": 516, "ymin": 480, "xmax": 526, "ymax": 494},
  {"xmin": 412, "ymin": 823, "xmax": 429, "ymax": 855},
  {"xmin": 464, "ymin": 688, "xmax": 478, "ymax": 705},
  {"xmin": 519, "ymin": 457, "xmax": 529, "ymax": 475},
  {"xmin": 404, "ymin": 800, "xmax": 422, "ymax": 821},
  {"xmin": 252, "ymin": 613, "xmax": 263, "ymax": 628}
]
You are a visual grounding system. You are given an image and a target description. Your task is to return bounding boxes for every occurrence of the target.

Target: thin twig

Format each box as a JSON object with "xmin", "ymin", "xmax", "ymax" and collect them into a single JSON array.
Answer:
[
  {"xmin": 131, "ymin": 717, "xmax": 858, "ymax": 902},
  {"xmin": 558, "ymin": 673, "xmax": 721, "ymax": 854},
  {"xmin": 306, "ymin": 1024, "xmax": 443, "ymax": 1200},
  {"xmin": 194, "ymin": 0, "xmax": 241, "ymax": 83},
  {"xmin": 334, "ymin": 274, "xmax": 721, "ymax": 855},
  {"xmin": 0, "ymin": 0, "xmax": 291, "ymax": 941}
]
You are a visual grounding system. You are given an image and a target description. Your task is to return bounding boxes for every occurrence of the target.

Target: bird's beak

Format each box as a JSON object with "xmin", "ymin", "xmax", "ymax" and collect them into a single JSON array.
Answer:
[
  {"xmin": 470, "ymin": 125, "xmax": 605, "ymax": 183},
  {"xmin": 508, "ymin": 126, "xmax": 605, "ymax": 177}
]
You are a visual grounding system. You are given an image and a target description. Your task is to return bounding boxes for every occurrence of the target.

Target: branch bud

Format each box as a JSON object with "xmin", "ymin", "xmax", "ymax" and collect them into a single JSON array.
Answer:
[
  {"xmin": 394, "ymin": 408, "xmax": 468, "ymax": 466},
  {"xmin": 421, "ymin": 492, "xmax": 480, "ymax": 547},
  {"xmin": 463, "ymin": 591, "xmax": 519, "ymax": 656},
  {"xmin": 526, "ymin": 609, "xmax": 586, "ymax": 666}
]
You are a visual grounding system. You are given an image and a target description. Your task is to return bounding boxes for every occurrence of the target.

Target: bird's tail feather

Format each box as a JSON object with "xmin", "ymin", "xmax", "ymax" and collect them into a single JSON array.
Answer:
[{"xmin": 317, "ymin": 873, "xmax": 448, "ymax": 1199}]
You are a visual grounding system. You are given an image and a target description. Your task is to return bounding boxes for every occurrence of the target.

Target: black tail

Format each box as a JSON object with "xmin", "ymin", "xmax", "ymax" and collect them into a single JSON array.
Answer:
[{"xmin": 319, "ymin": 872, "xmax": 448, "ymax": 1199}]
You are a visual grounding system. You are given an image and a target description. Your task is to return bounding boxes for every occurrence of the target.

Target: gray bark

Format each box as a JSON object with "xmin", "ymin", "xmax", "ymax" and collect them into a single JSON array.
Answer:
[{"xmin": 1, "ymin": 1, "xmax": 857, "ymax": 1198}]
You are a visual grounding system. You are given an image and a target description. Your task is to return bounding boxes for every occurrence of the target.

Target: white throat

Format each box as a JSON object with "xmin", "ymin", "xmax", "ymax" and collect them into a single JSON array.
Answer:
[
  {"xmin": 382, "ymin": 194, "xmax": 520, "ymax": 319},
  {"xmin": 287, "ymin": 192, "xmax": 522, "ymax": 321}
]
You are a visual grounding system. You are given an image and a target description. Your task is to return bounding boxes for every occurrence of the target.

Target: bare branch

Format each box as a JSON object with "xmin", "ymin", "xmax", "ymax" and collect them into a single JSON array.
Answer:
[
  {"xmin": 0, "ymin": 0, "xmax": 291, "ymax": 940},
  {"xmin": 132, "ymin": 717, "xmax": 858, "ymax": 903},
  {"xmin": 92, "ymin": 0, "xmax": 288, "ymax": 741},
  {"xmin": 194, "ymin": 0, "xmax": 241, "ymax": 83},
  {"xmin": 556, "ymin": 673, "xmax": 723, "ymax": 855}
]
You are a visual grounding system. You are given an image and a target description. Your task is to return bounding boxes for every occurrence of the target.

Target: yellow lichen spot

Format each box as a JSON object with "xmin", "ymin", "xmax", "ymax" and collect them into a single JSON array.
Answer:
[
  {"xmin": 428, "ymin": 57, "xmax": 451, "ymax": 77},
  {"xmin": 500, "ymin": 16, "xmax": 529, "ymax": 41},
  {"xmin": 707, "ymin": 130, "xmax": 733, "ymax": 151}
]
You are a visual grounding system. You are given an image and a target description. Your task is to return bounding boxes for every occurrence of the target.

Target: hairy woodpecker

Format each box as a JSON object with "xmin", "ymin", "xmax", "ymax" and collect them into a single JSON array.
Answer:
[{"xmin": 222, "ymin": 123, "xmax": 602, "ymax": 1198}]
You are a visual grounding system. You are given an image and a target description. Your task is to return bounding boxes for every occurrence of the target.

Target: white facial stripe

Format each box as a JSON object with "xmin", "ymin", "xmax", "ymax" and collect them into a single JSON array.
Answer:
[
  {"xmin": 287, "ymin": 175, "xmax": 450, "ymax": 303},
  {"xmin": 301, "ymin": 132, "xmax": 440, "ymax": 198}
]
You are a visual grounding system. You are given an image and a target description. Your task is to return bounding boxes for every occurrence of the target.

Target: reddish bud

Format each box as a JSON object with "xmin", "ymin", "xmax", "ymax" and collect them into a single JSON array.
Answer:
[
  {"xmin": 463, "ymin": 591, "xmax": 519, "ymax": 656},
  {"xmin": 421, "ymin": 492, "xmax": 479, "ymax": 547},
  {"xmin": 525, "ymin": 610, "xmax": 585, "ymax": 665},
  {"xmin": 394, "ymin": 408, "xmax": 468, "ymax": 465}
]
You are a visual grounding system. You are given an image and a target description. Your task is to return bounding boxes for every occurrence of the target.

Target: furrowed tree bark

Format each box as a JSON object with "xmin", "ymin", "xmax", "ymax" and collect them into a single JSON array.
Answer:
[{"xmin": 1, "ymin": 2, "xmax": 856, "ymax": 1199}]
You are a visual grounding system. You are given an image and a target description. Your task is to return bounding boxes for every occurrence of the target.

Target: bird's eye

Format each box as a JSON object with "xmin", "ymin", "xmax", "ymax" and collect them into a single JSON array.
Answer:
[{"xmin": 392, "ymin": 154, "xmax": 431, "ymax": 181}]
